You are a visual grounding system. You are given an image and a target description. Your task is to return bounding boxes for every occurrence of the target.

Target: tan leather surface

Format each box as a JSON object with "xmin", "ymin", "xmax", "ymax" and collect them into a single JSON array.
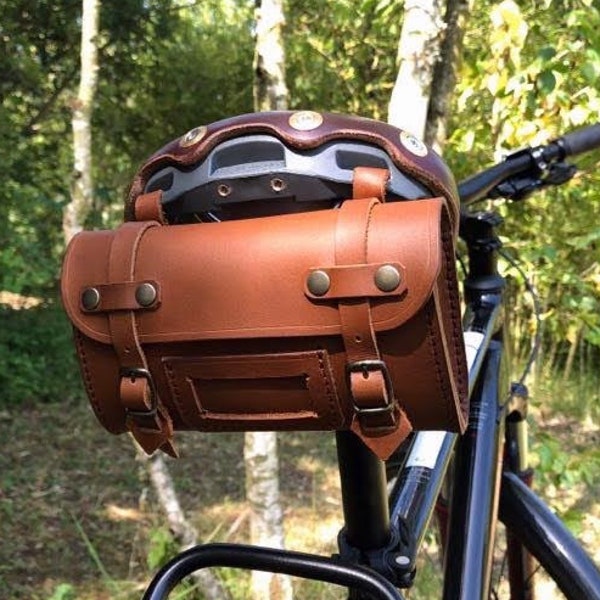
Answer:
[
  {"xmin": 62, "ymin": 199, "xmax": 442, "ymax": 345},
  {"xmin": 62, "ymin": 192, "xmax": 467, "ymax": 460}
]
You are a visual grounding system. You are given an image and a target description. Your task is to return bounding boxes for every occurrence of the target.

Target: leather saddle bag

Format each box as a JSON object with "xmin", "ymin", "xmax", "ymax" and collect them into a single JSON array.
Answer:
[{"xmin": 61, "ymin": 112, "xmax": 468, "ymax": 460}]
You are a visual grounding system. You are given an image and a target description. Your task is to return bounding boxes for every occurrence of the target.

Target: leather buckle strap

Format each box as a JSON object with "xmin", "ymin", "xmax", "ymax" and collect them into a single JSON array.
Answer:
[
  {"xmin": 346, "ymin": 359, "xmax": 396, "ymax": 429},
  {"xmin": 120, "ymin": 367, "xmax": 157, "ymax": 417},
  {"xmin": 107, "ymin": 220, "xmax": 176, "ymax": 456}
]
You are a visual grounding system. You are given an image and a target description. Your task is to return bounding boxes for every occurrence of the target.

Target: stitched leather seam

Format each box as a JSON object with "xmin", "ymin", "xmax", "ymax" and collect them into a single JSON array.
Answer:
[
  {"xmin": 75, "ymin": 330, "xmax": 103, "ymax": 421},
  {"xmin": 426, "ymin": 302, "xmax": 450, "ymax": 424},
  {"xmin": 364, "ymin": 200, "xmax": 377, "ymax": 261},
  {"xmin": 163, "ymin": 361, "xmax": 192, "ymax": 425},
  {"xmin": 316, "ymin": 350, "xmax": 338, "ymax": 427},
  {"xmin": 441, "ymin": 209, "xmax": 468, "ymax": 412}
]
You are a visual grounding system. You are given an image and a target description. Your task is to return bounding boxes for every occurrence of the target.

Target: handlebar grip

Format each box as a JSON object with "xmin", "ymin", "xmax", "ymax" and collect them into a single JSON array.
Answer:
[{"xmin": 558, "ymin": 123, "xmax": 600, "ymax": 157}]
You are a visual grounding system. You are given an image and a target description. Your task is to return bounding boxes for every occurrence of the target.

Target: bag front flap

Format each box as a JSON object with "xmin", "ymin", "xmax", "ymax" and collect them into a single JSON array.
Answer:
[{"xmin": 61, "ymin": 199, "xmax": 444, "ymax": 345}]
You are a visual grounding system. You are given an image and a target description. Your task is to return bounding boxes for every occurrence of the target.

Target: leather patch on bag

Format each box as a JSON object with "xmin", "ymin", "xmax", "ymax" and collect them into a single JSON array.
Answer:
[{"xmin": 163, "ymin": 350, "xmax": 343, "ymax": 430}]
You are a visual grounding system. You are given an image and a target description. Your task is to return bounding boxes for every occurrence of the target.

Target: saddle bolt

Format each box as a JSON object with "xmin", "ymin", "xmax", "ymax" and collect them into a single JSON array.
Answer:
[
  {"xmin": 217, "ymin": 183, "xmax": 232, "ymax": 197},
  {"xmin": 270, "ymin": 177, "xmax": 286, "ymax": 192}
]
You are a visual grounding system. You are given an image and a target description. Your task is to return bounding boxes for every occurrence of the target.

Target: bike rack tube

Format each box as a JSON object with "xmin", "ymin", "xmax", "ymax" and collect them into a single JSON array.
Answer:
[{"xmin": 142, "ymin": 543, "xmax": 405, "ymax": 600}]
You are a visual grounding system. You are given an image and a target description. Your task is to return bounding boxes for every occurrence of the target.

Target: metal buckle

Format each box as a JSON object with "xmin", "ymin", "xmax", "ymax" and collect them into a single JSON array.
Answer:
[
  {"xmin": 346, "ymin": 359, "xmax": 395, "ymax": 417},
  {"xmin": 120, "ymin": 367, "xmax": 158, "ymax": 417}
]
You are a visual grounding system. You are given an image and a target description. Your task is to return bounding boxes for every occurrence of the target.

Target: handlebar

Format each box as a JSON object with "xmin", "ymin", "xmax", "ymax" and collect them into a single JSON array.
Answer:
[
  {"xmin": 560, "ymin": 123, "xmax": 600, "ymax": 156},
  {"xmin": 458, "ymin": 122, "xmax": 600, "ymax": 206}
]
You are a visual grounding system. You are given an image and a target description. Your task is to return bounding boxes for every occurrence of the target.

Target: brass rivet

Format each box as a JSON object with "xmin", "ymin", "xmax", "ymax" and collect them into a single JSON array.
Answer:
[
  {"xmin": 180, "ymin": 125, "xmax": 207, "ymax": 147},
  {"xmin": 374, "ymin": 265, "xmax": 401, "ymax": 292},
  {"xmin": 289, "ymin": 110, "xmax": 324, "ymax": 131},
  {"xmin": 307, "ymin": 270, "xmax": 331, "ymax": 296},
  {"xmin": 135, "ymin": 283, "xmax": 157, "ymax": 307},
  {"xmin": 81, "ymin": 287, "xmax": 100, "ymax": 310}
]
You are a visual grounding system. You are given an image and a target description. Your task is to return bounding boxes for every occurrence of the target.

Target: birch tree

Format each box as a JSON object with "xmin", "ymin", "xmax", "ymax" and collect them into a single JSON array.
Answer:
[
  {"xmin": 136, "ymin": 449, "xmax": 230, "ymax": 600},
  {"xmin": 243, "ymin": 1, "xmax": 293, "ymax": 598},
  {"xmin": 389, "ymin": 0, "xmax": 472, "ymax": 152},
  {"xmin": 65, "ymin": 4, "xmax": 229, "ymax": 597},
  {"xmin": 425, "ymin": 0, "xmax": 473, "ymax": 151},
  {"xmin": 63, "ymin": 0, "xmax": 99, "ymax": 244},
  {"xmin": 388, "ymin": 0, "xmax": 446, "ymax": 138}
]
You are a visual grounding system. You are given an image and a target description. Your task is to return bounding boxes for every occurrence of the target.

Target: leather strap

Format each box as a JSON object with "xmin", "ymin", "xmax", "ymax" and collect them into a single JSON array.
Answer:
[
  {"xmin": 334, "ymin": 197, "xmax": 412, "ymax": 454},
  {"xmin": 330, "ymin": 168, "xmax": 413, "ymax": 456},
  {"xmin": 134, "ymin": 191, "xmax": 167, "ymax": 224},
  {"xmin": 334, "ymin": 199, "xmax": 392, "ymax": 423},
  {"xmin": 304, "ymin": 263, "xmax": 406, "ymax": 300},
  {"xmin": 352, "ymin": 167, "xmax": 388, "ymax": 201},
  {"xmin": 107, "ymin": 221, "xmax": 177, "ymax": 457}
]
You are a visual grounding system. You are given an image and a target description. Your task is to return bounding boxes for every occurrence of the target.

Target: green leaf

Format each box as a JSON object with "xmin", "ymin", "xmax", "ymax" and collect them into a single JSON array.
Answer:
[
  {"xmin": 538, "ymin": 70, "xmax": 557, "ymax": 94},
  {"xmin": 537, "ymin": 46, "xmax": 557, "ymax": 61}
]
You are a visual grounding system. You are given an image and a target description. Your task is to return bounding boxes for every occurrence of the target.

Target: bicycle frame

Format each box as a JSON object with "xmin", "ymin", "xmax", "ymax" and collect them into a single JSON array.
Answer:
[{"xmin": 143, "ymin": 207, "xmax": 600, "ymax": 600}]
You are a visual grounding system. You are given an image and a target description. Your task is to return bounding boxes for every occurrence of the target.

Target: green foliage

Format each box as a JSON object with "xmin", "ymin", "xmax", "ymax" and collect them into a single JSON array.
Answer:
[
  {"xmin": 147, "ymin": 526, "xmax": 179, "ymax": 571},
  {"xmin": 285, "ymin": 0, "xmax": 404, "ymax": 118},
  {"xmin": 0, "ymin": 304, "xmax": 82, "ymax": 405},
  {"xmin": 445, "ymin": 0, "xmax": 600, "ymax": 377},
  {"xmin": 48, "ymin": 583, "xmax": 77, "ymax": 600},
  {"xmin": 534, "ymin": 433, "xmax": 593, "ymax": 487}
]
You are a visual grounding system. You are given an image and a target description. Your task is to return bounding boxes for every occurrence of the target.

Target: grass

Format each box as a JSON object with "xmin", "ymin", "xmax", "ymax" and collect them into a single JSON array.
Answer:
[{"xmin": 0, "ymin": 372, "xmax": 598, "ymax": 599}]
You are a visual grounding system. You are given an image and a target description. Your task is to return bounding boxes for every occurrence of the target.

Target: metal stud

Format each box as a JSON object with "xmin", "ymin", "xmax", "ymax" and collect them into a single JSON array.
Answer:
[
  {"xmin": 135, "ymin": 282, "xmax": 158, "ymax": 307},
  {"xmin": 180, "ymin": 125, "xmax": 207, "ymax": 147},
  {"xmin": 217, "ymin": 183, "xmax": 232, "ymax": 197},
  {"xmin": 306, "ymin": 270, "xmax": 331, "ymax": 296},
  {"xmin": 270, "ymin": 177, "xmax": 286, "ymax": 192},
  {"xmin": 399, "ymin": 131, "xmax": 428, "ymax": 157},
  {"xmin": 374, "ymin": 265, "xmax": 401, "ymax": 292},
  {"xmin": 81, "ymin": 287, "xmax": 100, "ymax": 310},
  {"xmin": 289, "ymin": 110, "xmax": 324, "ymax": 131}
]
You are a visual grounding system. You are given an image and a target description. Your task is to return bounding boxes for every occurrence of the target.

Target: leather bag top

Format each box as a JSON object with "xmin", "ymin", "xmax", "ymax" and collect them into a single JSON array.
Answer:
[{"xmin": 62, "ymin": 198, "xmax": 444, "ymax": 347}]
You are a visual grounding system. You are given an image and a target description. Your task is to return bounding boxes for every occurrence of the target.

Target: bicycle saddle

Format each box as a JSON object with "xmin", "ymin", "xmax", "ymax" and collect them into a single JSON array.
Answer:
[{"xmin": 125, "ymin": 110, "xmax": 460, "ymax": 230}]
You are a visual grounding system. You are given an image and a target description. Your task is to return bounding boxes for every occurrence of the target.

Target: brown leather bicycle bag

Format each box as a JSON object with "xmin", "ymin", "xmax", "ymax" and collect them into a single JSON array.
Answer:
[{"xmin": 60, "ymin": 111, "xmax": 468, "ymax": 460}]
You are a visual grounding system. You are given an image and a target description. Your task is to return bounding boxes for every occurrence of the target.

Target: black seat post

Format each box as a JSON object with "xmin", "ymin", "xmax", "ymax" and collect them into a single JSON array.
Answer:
[{"xmin": 336, "ymin": 430, "xmax": 391, "ymax": 552}]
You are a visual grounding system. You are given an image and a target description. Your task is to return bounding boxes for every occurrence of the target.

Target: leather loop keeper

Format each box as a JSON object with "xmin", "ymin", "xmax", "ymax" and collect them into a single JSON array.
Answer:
[
  {"xmin": 304, "ymin": 263, "xmax": 406, "ymax": 300},
  {"xmin": 134, "ymin": 190, "xmax": 167, "ymax": 224},
  {"xmin": 352, "ymin": 167, "xmax": 389, "ymax": 201},
  {"xmin": 80, "ymin": 280, "xmax": 161, "ymax": 312}
]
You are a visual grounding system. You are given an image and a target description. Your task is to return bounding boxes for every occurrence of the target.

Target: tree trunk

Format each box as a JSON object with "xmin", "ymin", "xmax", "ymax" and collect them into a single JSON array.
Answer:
[
  {"xmin": 136, "ymin": 449, "xmax": 230, "ymax": 600},
  {"xmin": 244, "ymin": 432, "xmax": 292, "ymax": 599},
  {"xmin": 66, "ymin": 5, "xmax": 229, "ymax": 597},
  {"xmin": 425, "ymin": 0, "xmax": 473, "ymax": 152},
  {"xmin": 64, "ymin": 0, "xmax": 99, "ymax": 244},
  {"xmin": 244, "ymin": 2, "xmax": 293, "ymax": 599},
  {"xmin": 388, "ymin": 0, "xmax": 446, "ymax": 138},
  {"xmin": 563, "ymin": 325, "xmax": 581, "ymax": 382},
  {"xmin": 253, "ymin": 0, "xmax": 288, "ymax": 111}
]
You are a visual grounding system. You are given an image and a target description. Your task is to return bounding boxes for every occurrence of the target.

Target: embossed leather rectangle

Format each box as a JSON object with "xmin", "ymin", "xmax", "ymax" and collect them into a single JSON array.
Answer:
[{"xmin": 162, "ymin": 350, "xmax": 344, "ymax": 430}]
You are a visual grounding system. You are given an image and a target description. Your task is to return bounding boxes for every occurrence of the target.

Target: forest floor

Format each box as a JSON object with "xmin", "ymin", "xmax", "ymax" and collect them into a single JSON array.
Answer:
[{"xmin": 0, "ymin": 396, "xmax": 598, "ymax": 600}]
